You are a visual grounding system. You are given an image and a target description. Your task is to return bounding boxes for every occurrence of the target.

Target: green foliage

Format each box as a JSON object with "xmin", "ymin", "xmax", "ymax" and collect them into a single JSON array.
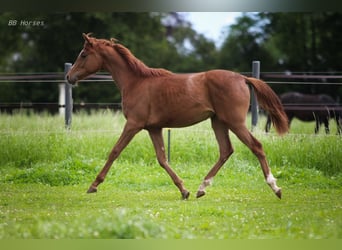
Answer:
[
  {"xmin": 1, "ymin": 112, "xmax": 341, "ymax": 186},
  {"xmin": 1, "ymin": 12, "xmax": 341, "ymax": 106},
  {"xmin": 0, "ymin": 181, "xmax": 165, "ymax": 238},
  {"xmin": 0, "ymin": 12, "xmax": 218, "ymax": 104},
  {"xmin": 261, "ymin": 12, "xmax": 342, "ymax": 72},
  {"xmin": 218, "ymin": 12, "xmax": 342, "ymax": 100},
  {"xmin": 218, "ymin": 14, "xmax": 275, "ymax": 72},
  {"xmin": 1, "ymin": 11, "xmax": 342, "ymax": 240},
  {"xmin": 0, "ymin": 112, "xmax": 341, "ymax": 239}
]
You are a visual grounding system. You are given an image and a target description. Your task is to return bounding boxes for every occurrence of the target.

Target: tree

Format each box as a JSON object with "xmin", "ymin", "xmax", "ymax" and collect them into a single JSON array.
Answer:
[
  {"xmin": 162, "ymin": 12, "xmax": 218, "ymax": 72},
  {"xmin": 261, "ymin": 12, "xmax": 342, "ymax": 72},
  {"xmin": 217, "ymin": 12, "xmax": 342, "ymax": 99},
  {"xmin": 260, "ymin": 12, "xmax": 342, "ymax": 98},
  {"xmin": 0, "ymin": 12, "xmax": 219, "ymax": 106},
  {"xmin": 218, "ymin": 13, "xmax": 275, "ymax": 72}
]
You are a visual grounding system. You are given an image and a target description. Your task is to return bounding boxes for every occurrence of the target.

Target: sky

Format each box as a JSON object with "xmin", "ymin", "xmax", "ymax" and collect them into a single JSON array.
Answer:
[{"xmin": 184, "ymin": 12, "xmax": 242, "ymax": 47}]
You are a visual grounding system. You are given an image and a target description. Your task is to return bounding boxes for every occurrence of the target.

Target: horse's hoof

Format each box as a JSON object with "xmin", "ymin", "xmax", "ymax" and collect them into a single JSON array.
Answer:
[
  {"xmin": 275, "ymin": 189, "xmax": 282, "ymax": 199},
  {"xmin": 87, "ymin": 186, "xmax": 97, "ymax": 193},
  {"xmin": 181, "ymin": 191, "xmax": 190, "ymax": 200},
  {"xmin": 196, "ymin": 190, "xmax": 205, "ymax": 198}
]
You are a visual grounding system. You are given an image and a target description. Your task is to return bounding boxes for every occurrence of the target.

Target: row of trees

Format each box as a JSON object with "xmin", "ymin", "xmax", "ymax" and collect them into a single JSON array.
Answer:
[{"xmin": 0, "ymin": 12, "xmax": 341, "ymax": 105}]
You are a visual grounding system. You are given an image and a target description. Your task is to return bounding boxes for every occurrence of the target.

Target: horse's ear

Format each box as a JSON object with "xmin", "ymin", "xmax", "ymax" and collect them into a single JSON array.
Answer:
[
  {"xmin": 110, "ymin": 38, "xmax": 119, "ymax": 44},
  {"xmin": 82, "ymin": 33, "xmax": 93, "ymax": 46}
]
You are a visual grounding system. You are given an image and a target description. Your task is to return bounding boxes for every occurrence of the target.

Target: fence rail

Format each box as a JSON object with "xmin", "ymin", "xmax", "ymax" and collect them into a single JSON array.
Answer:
[
  {"xmin": 0, "ymin": 103, "xmax": 122, "ymax": 110},
  {"xmin": 0, "ymin": 73, "xmax": 113, "ymax": 83},
  {"xmin": 1, "ymin": 62, "xmax": 341, "ymax": 126},
  {"xmin": 3, "ymin": 103, "xmax": 341, "ymax": 112}
]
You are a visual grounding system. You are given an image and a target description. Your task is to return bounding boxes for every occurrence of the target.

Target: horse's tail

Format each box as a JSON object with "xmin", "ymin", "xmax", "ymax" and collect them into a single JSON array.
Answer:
[{"xmin": 244, "ymin": 77, "xmax": 289, "ymax": 135}]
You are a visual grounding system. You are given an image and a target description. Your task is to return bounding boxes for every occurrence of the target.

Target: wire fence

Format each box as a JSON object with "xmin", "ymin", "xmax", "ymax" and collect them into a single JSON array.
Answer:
[{"xmin": 1, "ymin": 67, "xmax": 341, "ymax": 113}]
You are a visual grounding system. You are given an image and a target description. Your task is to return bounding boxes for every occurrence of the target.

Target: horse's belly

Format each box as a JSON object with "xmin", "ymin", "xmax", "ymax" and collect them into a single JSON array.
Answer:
[
  {"xmin": 295, "ymin": 112, "xmax": 315, "ymax": 121},
  {"xmin": 146, "ymin": 105, "xmax": 214, "ymax": 128},
  {"xmin": 167, "ymin": 110, "xmax": 214, "ymax": 128},
  {"xmin": 294, "ymin": 110, "xmax": 328, "ymax": 121}
]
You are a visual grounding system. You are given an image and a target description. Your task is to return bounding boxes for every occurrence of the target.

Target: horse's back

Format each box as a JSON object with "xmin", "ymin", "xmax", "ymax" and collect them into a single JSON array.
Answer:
[
  {"xmin": 204, "ymin": 70, "xmax": 249, "ymax": 99},
  {"xmin": 280, "ymin": 92, "xmax": 335, "ymax": 105},
  {"xmin": 143, "ymin": 70, "xmax": 250, "ymax": 128},
  {"xmin": 280, "ymin": 92, "xmax": 335, "ymax": 122}
]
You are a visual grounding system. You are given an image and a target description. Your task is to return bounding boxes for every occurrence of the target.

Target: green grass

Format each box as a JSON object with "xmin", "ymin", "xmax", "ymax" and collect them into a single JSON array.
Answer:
[{"xmin": 0, "ymin": 111, "xmax": 341, "ymax": 239}]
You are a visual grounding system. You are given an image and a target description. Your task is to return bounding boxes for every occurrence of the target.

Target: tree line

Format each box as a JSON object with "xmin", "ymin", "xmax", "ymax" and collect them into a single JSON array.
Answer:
[{"xmin": 0, "ymin": 12, "xmax": 341, "ymax": 105}]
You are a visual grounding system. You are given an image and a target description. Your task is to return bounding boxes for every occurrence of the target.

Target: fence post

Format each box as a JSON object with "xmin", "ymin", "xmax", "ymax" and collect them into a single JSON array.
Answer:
[
  {"xmin": 64, "ymin": 63, "xmax": 73, "ymax": 129},
  {"xmin": 58, "ymin": 83, "xmax": 65, "ymax": 116},
  {"xmin": 167, "ymin": 128, "xmax": 171, "ymax": 163},
  {"xmin": 251, "ymin": 61, "xmax": 260, "ymax": 131}
]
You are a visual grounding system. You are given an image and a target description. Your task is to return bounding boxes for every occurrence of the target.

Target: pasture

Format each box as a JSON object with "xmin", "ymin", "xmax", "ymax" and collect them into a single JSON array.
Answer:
[{"xmin": 0, "ymin": 111, "xmax": 341, "ymax": 239}]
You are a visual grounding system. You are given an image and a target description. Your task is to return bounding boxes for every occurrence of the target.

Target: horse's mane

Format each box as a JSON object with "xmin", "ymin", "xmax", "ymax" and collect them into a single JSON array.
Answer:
[{"xmin": 96, "ymin": 37, "xmax": 173, "ymax": 77}]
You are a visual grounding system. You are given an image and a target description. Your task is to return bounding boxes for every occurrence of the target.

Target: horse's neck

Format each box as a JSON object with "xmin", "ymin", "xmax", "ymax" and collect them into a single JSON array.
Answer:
[{"xmin": 103, "ymin": 55, "xmax": 139, "ymax": 93}]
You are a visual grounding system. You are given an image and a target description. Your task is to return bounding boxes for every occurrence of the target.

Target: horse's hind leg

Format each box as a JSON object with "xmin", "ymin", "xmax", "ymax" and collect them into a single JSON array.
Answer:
[
  {"xmin": 315, "ymin": 118, "xmax": 321, "ymax": 134},
  {"xmin": 230, "ymin": 124, "xmax": 282, "ymax": 199},
  {"xmin": 197, "ymin": 117, "xmax": 233, "ymax": 198},
  {"xmin": 324, "ymin": 119, "xmax": 330, "ymax": 134},
  {"xmin": 148, "ymin": 128, "xmax": 190, "ymax": 200},
  {"xmin": 336, "ymin": 116, "xmax": 342, "ymax": 135},
  {"xmin": 265, "ymin": 115, "xmax": 271, "ymax": 133}
]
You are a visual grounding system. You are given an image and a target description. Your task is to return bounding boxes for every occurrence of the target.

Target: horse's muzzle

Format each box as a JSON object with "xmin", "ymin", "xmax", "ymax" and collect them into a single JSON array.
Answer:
[{"xmin": 66, "ymin": 74, "xmax": 77, "ymax": 85}]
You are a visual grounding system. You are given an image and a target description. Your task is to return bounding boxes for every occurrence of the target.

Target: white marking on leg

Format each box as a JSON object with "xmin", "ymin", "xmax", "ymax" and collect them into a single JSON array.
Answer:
[
  {"xmin": 266, "ymin": 173, "xmax": 281, "ymax": 193},
  {"xmin": 198, "ymin": 178, "xmax": 213, "ymax": 192}
]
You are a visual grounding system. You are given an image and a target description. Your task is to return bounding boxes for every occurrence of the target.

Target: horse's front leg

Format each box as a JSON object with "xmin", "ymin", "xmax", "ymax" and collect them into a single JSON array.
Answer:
[
  {"xmin": 314, "ymin": 119, "xmax": 320, "ymax": 134},
  {"xmin": 265, "ymin": 115, "xmax": 271, "ymax": 133},
  {"xmin": 337, "ymin": 116, "xmax": 342, "ymax": 135},
  {"xmin": 87, "ymin": 122, "xmax": 141, "ymax": 193},
  {"xmin": 148, "ymin": 128, "xmax": 190, "ymax": 199},
  {"xmin": 323, "ymin": 119, "xmax": 330, "ymax": 134},
  {"xmin": 197, "ymin": 117, "xmax": 233, "ymax": 198}
]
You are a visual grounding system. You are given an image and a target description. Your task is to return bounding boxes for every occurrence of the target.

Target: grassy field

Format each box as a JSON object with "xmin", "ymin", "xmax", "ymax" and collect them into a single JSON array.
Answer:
[{"xmin": 0, "ymin": 111, "xmax": 341, "ymax": 239}]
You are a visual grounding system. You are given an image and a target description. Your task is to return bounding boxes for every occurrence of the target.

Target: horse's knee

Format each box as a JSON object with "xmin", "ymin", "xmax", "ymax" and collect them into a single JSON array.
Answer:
[
  {"xmin": 228, "ymin": 147, "xmax": 234, "ymax": 157},
  {"xmin": 157, "ymin": 157, "xmax": 167, "ymax": 168},
  {"xmin": 220, "ymin": 148, "xmax": 234, "ymax": 163}
]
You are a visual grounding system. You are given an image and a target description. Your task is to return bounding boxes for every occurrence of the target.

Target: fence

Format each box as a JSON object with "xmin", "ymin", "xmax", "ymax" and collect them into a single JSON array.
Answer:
[
  {"xmin": 62, "ymin": 61, "xmax": 269, "ymax": 130},
  {"xmin": 1, "ymin": 61, "xmax": 342, "ymax": 130},
  {"xmin": 0, "ymin": 64, "xmax": 120, "ymax": 113},
  {"xmin": 261, "ymin": 71, "xmax": 342, "ymax": 113},
  {"xmin": 1, "ymin": 61, "xmax": 342, "ymax": 162}
]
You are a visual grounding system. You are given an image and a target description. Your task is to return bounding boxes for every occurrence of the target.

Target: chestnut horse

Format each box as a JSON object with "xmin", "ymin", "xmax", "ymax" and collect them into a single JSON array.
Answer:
[{"xmin": 67, "ymin": 33, "xmax": 288, "ymax": 199}]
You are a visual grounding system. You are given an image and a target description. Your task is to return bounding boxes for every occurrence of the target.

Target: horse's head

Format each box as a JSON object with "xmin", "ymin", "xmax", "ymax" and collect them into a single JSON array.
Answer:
[{"xmin": 66, "ymin": 33, "xmax": 103, "ymax": 84}]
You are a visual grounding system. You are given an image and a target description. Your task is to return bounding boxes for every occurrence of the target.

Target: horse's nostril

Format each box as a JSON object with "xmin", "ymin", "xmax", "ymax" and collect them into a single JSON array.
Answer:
[{"xmin": 66, "ymin": 75, "xmax": 73, "ymax": 84}]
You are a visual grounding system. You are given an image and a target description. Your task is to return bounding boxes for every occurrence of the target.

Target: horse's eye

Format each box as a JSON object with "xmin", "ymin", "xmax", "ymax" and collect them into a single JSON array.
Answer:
[{"xmin": 80, "ymin": 52, "xmax": 87, "ymax": 58}]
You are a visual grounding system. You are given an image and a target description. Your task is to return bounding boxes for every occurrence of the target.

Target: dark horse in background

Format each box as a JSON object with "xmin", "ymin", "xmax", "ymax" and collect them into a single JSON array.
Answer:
[
  {"xmin": 67, "ymin": 33, "xmax": 288, "ymax": 200},
  {"xmin": 266, "ymin": 92, "xmax": 342, "ymax": 134}
]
